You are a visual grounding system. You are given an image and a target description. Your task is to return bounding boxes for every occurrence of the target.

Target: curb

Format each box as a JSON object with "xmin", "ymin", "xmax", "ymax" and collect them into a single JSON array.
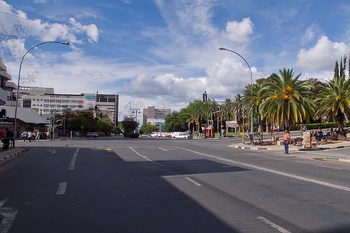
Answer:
[
  {"xmin": 232, "ymin": 144, "xmax": 350, "ymax": 163},
  {"xmin": 234, "ymin": 145, "xmax": 268, "ymax": 150},
  {"xmin": 0, "ymin": 148, "xmax": 28, "ymax": 167},
  {"xmin": 326, "ymin": 157, "xmax": 350, "ymax": 163}
]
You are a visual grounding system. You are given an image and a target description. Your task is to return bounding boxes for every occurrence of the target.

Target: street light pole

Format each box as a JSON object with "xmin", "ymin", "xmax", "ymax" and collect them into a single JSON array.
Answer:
[
  {"xmin": 13, "ymin": 41, "xmax": 70, "ymax": 147},
  {"xmin": 219, "ymin": 47, "xmax": 254, "ymax": 135}
]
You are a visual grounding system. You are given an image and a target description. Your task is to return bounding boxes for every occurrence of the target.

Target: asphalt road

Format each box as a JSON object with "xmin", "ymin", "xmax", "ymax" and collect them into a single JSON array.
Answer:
[{"xmin": 0, "ymin": 137, "xmax": 349, "ymax": 233}]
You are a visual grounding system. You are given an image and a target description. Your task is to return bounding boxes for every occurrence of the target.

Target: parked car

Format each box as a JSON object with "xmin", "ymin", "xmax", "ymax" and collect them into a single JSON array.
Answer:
[
  {"xmin": 173, "ymin": 132, "xmax": 190, "ymax": 139},
  {"xmin": 159, "ymin": 132, "xmax": 171, "ymax": 138},
  {"xmin": 151, "ymin": 132, "xmax": 160, "ymax": 137},
  {"xmin": 170, "ymin": 132, "xmax": 180, "ymax": 138},
  {"xmin": 86, "ymin": 132, "xmax": 99, "ymax": 138}
]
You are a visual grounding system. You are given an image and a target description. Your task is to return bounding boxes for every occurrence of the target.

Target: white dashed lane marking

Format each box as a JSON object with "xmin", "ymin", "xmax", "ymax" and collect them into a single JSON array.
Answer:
[{"xmin": 56, "ymin": 182, "xmax": 67, "ymax": 195}]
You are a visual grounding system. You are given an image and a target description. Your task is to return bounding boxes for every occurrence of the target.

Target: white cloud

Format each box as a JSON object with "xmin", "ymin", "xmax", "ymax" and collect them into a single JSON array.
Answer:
[
  {"xmin": 31, "ymin": 20, "xmax": 80, "ymax": 43},
  {"xmin": 0, "ymin": 1, "xmax": 99, "ymax": 47},
  {"xmin": 1, "ymin": 38, "xmax": 22, "ymax": 57},
  {"xmin": 69, "ymin": 18, "xmax": 99, "ymax": 43},
  {"xmin": 10, "ymin": 0, "xmax": 350, "ymax": 117},
  {"xmin": 297, "ymin": 36, "xmax": 349, "ymax": 70},
  {"xmin": 301, "ymin": 24, "xmax": 320, "ymax": 44},
  {"xmin": 223, "ymin": 17, "xmax": 254, "ymax": 44},
  {"xmin": 206, "ymin": 57, "xmax": 257, "ymax": 96},
  {"xmin": 34, "ymin": 0, "xmax": 47, "ymax": 3}
]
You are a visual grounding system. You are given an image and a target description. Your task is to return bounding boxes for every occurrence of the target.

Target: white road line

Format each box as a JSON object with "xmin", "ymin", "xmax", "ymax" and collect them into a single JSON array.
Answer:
[
  {"xmin": 185, "ymin": 177, "xmax": 202, "ymax": 187},
  {"xmin": 56, "ymin": 182, "xmax": 67, "ymax": 195},
  {"xmin": 68, "ymin": 148, "xmax": 79, "ymax": 170},
  {"xmin": 129, "ymin": 147, "xmax": 152, "ymax": 161},
  {"xmin": 257, "ymin": 216, "xmax": 291, "ymax": 233},
  {"xmin": 314, "ymin": 164, "xmax": 343, "ymax": 170},
  {"xmin": 181, "ymin": 148, "xmax": 350, "ymax": 192},
  {"xmin": 0, "ymin": 198, "xmax": 18, "ymax": 233}
]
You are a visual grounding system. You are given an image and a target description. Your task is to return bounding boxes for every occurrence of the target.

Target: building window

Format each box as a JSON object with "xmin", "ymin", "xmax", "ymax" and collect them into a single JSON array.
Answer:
[{"xmin": 23, "ymin": 99, "xmax": 32, "ymax": 108}]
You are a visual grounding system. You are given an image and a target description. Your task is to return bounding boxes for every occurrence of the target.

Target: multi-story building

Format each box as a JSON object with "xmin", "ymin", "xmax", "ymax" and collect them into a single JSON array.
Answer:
[
  {"xmin": 19, "ymin": 87, "xmax": 119, "ymax": 127},
  {"xmin": 142, "ymin": 106, "xmax": 171, "ymax": 130},
  {"xmin": 0, "ymin": 59, "xmax": 14, "ymax": 105},
  {"xmin": 96, "ymin": 94, "xmax": 119, "ymax": 127},
  {"xmin": 1, "ymin": 60, "xmax": 48, "ymax": 139}
]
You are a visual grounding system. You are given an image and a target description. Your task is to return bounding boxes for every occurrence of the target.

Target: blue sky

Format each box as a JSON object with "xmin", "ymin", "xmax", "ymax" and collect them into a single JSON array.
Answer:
[{"xmin": 1, "ymin": 0, "xmax": 350, "ymax": 118}]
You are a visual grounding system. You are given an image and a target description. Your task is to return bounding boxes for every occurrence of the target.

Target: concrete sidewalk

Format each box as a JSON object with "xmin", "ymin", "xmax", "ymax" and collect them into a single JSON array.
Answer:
[{"xmin": 229, "ymin": 140, "xmax": 350, "ymax": 163}]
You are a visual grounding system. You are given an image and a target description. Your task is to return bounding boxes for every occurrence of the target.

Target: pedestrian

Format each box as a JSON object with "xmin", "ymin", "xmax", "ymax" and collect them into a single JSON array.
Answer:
[
  {"xmin": 5, "ymin": 128, "xmax": 14, "ymax": 148},
  {"xmin": 46, "ymin": 131, "xmax": 51, "ymax": 140},
  {"xmin": 283, "ymin": 129, "xmax": 291, "ymax": 155},
  {"xmin": 21, "ymin": 131, "xmax": 27, "ymax": 141},
  {"xmin": 28, "ymin": 131, "xmax": 32, "ymax": 142}
]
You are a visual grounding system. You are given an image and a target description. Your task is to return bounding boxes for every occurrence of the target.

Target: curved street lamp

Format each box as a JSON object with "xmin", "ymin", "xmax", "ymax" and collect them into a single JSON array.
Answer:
[
  {"xmin": 13, "ymin": 41, "xmax": 70, "ymax": 147},
  {"xmin": 219, "ymin": 47, "xmax": 254, "ymax": 136}
]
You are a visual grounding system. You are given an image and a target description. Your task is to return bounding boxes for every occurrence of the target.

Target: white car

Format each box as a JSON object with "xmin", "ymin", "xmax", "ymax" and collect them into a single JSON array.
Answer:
[
  {"xmin": 173, "ymin": 132, "xmax": 190, "ymax": 139},
  {"xmin": 151, "ymin": 132, "xmax": 160, "ymax": 137}
]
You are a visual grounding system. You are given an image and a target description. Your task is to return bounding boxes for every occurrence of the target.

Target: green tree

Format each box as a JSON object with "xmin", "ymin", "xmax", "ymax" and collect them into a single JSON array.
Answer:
[
  {"xmin": 140, "ymin": 124, "xmax": 159, "ymax": 134},
  {"xmin": 183, "ymin": 100, "xmax": 207, "ymax": 133},
  {"xmin": 260, "ymin": 69, "xmax": 314, "ymax": 129},
  {"xmin": 60, "ymin": 110, "xmax": 97, "ymax": 133},
  {"xmin": 221, "ymin": 98, "xmax": 234, "ymax": 122},
  {"xmin": 233, "ymin": 94, "xmax": 245, "ymax": 130},
  {"xmin": 164, "ymin": 111, "xmax": 188, "ymax": 132},
  {"xmin": 316, "ymin": 75, "xmax": 350, "ymax": 132},
  {"xmin": 119, "ymin": 117, "xmax": 138, "ymax": 136},
  {"xmin": 96, "ymin": 118, "xmax": 114, "ymax": 135}
]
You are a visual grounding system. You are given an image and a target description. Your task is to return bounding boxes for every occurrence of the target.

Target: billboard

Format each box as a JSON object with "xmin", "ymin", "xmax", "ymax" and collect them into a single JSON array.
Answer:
[{"xmin": 84, "ymin": 94, "xmax": 96, "ymax": 110}]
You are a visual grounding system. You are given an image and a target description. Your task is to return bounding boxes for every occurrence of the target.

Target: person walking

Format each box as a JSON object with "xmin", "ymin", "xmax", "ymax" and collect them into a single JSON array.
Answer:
[{"xmin": 283, "ymin": 129, "xmax": 291, "ymax": 155}]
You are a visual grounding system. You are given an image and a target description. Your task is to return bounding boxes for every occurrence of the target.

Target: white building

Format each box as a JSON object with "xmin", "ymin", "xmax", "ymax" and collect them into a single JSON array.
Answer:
[
  {"xmin": 142, "ymin": 106, "xmax": 171, "ymax": 131},
  {"xmin": 19, "ymin": 87, "xmax": 119, "ymax": 127}
]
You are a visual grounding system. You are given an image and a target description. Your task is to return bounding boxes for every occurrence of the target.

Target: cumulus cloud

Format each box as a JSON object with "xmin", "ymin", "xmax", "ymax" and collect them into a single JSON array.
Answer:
[
  {"xmin": 123, "ymin": 73, "xmax": 207, "ymax": 103},
  {"xmin": 69, "ymin": 18, "xmax": 99, "ymax": 43},
  {"xmin": 120, "ymin": 54, "xmax": 259, "ymax": 109},
  {"xmin": 297, "ymin": 36, "xmax": 349, "ymax": 70},
  {"xmin": 223, "ymin": 17, "xmax": 254, "ymax": 44},
  {"xmin": 0, "ymin": 1, "xmax": 99, "ymax": 46},
  {"xmin": 206, "ymin": 57, "xmax": 257, "ymax": 96}
]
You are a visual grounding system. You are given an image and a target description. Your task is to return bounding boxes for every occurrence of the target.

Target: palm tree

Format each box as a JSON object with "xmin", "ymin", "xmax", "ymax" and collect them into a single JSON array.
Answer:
[
  {"xmin": 184, "ymin": 100, "xmax": 207, "ymax": 134},
  {"xmin": 221, "ymin": 98, "xmax": 235, "ymax": 122},
  {"xmin": 316, "ymin": 76, "xmax": 350, "ymax": 132},
  {"xmin": 249, "ymin": 82, "xmax": 266, "ymax": 131},
  {"xmin": 260, "ymin": 68, "xmax": 314, "ymax": 129},
  {"xmin": 233, "ymin": 94, "xmax": 245, "ymax": 131}
]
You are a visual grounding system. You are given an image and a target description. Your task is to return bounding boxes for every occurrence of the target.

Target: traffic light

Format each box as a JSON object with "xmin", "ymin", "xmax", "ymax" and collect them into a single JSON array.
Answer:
[
  {"xmin": 55, "ymin": 119, "xmax": 63, "ymax": 126},
  {"xmin": 0, "ymin": 109, "xmax": 6, "ymax": 119}
]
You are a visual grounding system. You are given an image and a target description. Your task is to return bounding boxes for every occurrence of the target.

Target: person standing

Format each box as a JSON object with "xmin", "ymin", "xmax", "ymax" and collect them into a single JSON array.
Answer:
[
  {"xmin": 5, "ymin": 128, "xmax": 14, "ymax": 148},
  {"xmin": 283, "ymin": 129, "xmax": 291, "ymax": 155}
]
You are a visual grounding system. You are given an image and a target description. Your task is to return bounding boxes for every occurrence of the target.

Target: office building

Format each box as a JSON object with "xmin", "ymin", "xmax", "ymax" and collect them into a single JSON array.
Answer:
[
  {"xmin": 19, "ymin": 87, "xmax": 119, "ymax": 127},
  {"xmin": 142, "ymin": 106, "xmax": 171, "ymax": 130}
]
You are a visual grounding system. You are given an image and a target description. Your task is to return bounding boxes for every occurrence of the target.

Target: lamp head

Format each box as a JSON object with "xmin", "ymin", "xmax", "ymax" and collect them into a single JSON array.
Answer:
[{"xmin": 61, "ymin": 42, "xmax": 70, "ymax": 46}]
